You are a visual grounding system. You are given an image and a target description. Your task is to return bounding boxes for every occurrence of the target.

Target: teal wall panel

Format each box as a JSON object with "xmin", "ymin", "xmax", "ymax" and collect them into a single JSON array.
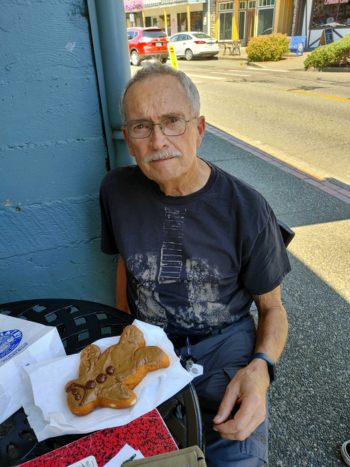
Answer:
[{"xmin": 0, "ymin": 0, "xmax": 115, "ymax": 305}]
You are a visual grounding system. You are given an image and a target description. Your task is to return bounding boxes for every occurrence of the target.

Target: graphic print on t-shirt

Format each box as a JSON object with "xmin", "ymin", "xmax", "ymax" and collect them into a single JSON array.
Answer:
[
  {"xmin": 127, "ymin": 207, "xmax": 232, "ymax": 332},
  {"xmin": 158, "ymin": 207, "xmax": 186, "ymax": 284}
]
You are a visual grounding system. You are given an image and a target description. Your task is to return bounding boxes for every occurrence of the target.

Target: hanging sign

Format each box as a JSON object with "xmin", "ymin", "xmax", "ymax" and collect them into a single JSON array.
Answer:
[{"xmin": 324, "ymin": 0, "xmax": 349, "ymax": 4}]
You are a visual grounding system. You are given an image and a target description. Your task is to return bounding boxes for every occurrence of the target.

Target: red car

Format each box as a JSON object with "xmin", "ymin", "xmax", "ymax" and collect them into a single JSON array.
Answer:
[{"xmin": 127, "ymin": 27, "xmax": 168, "ymax": 66}]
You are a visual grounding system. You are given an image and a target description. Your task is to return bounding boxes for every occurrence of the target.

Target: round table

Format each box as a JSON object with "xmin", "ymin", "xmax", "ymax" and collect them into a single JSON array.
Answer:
[{"xmin": 0, "ymin": 299, "xmax": 203, "ymax": 466}]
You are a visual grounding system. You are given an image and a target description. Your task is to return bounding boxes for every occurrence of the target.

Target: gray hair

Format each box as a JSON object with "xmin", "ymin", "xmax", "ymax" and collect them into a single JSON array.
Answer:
[{"xmin": 121, "ymin": 62, "xmax": 200, "ymax": 122}]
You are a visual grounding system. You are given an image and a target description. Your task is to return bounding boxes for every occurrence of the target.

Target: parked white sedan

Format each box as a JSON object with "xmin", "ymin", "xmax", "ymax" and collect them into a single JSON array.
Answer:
[{"xmin": 168, "ymin": 32, "xmax": 219, "ymax": 61}]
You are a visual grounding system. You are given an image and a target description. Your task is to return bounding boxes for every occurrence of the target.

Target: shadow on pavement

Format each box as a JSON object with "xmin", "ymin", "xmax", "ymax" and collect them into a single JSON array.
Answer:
[{"xmin": 200, "ymin": 130, "xmax": 350, "ymax": 467}]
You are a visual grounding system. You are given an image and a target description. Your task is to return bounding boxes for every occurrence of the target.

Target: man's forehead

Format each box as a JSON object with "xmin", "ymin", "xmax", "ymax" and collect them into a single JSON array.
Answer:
[{"xmin": 124, "ymin": 75, "xmax": 191, "ymax": 117}]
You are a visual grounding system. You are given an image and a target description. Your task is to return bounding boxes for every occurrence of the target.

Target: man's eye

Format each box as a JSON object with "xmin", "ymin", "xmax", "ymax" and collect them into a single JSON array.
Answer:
[
  {"xmin": 164, "ymin": 116, "xmax": 180, "ymax": 125},
  {"xmin": 132, "ymin": 122, "xmax": 148, "ymax": 131}
]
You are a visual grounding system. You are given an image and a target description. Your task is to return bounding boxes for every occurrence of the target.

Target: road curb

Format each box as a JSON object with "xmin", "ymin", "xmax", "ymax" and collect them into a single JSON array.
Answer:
[{"xmin": 321, "ymin": 67, "xmax": 350, "ymax": 72}]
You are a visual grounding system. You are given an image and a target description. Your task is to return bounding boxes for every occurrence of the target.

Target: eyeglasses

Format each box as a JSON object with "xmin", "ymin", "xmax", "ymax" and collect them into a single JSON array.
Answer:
[{"xmin": 125, "ymin": 116, "xmax": 198, "ymax": 139}]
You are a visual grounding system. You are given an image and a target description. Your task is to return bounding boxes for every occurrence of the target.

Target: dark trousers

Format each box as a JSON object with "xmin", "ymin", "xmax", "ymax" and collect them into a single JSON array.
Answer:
[{"xmin": 177, "ymin": 315, "xmax": 268, "ymax": 467}]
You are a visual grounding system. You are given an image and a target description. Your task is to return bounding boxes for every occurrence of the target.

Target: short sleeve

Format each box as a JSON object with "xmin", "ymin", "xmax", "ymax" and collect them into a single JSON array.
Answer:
[
  {"xmin": 241, "ymin": 209, "xmax": 291, "ymax": 295},
  {"xmin": 99, "ymin": 187, "xmax": 119, "ymax": 255}
]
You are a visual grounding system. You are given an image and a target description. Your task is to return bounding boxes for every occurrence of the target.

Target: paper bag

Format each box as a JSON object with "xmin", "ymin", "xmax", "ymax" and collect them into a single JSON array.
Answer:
[{"xmin": 0, "ymin": 314, "xmax": 66, "ymax": 423}]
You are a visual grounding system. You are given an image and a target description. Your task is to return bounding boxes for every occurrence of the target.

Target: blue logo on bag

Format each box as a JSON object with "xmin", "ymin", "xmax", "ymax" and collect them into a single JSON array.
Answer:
[{"xmin": 0, "ymin": 329, "xmax": 23, "ymax": 359}]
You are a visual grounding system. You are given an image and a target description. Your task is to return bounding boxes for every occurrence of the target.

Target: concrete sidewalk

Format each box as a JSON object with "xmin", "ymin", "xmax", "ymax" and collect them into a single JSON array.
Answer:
[
  {"xmin": 218, "ymin": 45, "xmax": 311, "ymax": 72},
  {"xmin": 200, "ymin": 126, "xmax": 350, "ymax": 466}
]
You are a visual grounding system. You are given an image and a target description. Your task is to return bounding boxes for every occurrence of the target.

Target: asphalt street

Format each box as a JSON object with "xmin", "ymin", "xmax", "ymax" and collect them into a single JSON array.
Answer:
[{"xmin": 172, "ymin": 58, "xmax": 350, "ymax": 188}]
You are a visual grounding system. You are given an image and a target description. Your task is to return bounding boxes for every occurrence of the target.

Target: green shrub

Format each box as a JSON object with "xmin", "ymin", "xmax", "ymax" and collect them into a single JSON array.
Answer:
[
  {"xmin": 246, "ymin": 33, "xmax": 290, "ymax": 62},
  {"xmin": 304, "ymin": 33, "xmax": 350, "ymax": 70}
]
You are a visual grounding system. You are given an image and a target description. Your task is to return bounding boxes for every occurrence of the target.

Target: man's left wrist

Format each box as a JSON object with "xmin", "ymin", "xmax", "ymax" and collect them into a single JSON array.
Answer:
[{"xmin": 251, "ymin": 352, "xmax": 276, "ymax": 383}]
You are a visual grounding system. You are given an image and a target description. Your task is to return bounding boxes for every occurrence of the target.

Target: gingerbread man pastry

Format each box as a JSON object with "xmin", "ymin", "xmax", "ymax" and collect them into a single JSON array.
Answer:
[{"xmin": 65, "ymin": 325, "xmax": 170, "ymax": 416}]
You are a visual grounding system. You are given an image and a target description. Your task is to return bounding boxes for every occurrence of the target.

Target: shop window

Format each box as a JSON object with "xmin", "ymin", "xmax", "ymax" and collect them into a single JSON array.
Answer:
[
  {"xmin": 219, "ymin": 1, "xmax": 234, "ymax": 40},
  {"xmin": 258, "ymin": 7, "xmax": 274, "ymax": 35},
  {"xmin": 258, "ymin": 0, "xmax": 275, "ymax": 6},
  {"xmin": 219, "ymin": 2, "xmax": 234, "ymax": 11},
  {"xmin": 239, "ymin": 11, "xmax": 246, "ymax": 39},
  {"xmin": 177, "ymin": 12, "xmax": 188, "ymax": 32},
  {"xmin": 191, "ymin": 11, "xmax": 203, "ymax": 31},
  {"xmin": 311, "ymin": 0, "xmax": 350, "ymax": 28}
]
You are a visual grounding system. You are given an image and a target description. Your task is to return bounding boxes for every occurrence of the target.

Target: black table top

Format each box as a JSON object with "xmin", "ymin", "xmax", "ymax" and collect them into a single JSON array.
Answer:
[{"xmin": 0, "ymin": 298, "xmax": 203, "ymax": 466}]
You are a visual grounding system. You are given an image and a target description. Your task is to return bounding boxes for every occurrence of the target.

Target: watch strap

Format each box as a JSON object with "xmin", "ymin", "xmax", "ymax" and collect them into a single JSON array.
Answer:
[{"xmin": 252, "ymin": 352, "xmax": 275, "ymax": 383}]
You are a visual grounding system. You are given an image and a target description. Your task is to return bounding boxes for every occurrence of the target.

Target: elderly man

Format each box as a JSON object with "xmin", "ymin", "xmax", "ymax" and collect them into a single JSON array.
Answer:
[{"xmin": 100, "ymin": 63, "xmax": 290, "ymax": 466}]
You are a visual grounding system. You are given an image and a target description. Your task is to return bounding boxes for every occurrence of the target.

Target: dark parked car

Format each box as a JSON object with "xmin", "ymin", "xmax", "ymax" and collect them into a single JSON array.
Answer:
[{"xmin": 127, "ymin": 27, "xmax": 168, "ymax": 66}]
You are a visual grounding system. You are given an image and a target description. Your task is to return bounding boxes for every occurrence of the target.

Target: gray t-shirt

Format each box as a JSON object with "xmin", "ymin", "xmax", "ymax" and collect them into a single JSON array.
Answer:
[{"xmin": 100, "ymin": 162, "xmax": 291, "ymax": 335}]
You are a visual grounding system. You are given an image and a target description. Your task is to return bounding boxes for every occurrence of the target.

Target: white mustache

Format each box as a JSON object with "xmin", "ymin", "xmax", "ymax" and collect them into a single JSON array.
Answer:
[{"xmin": 144, "ymin": 149, "xmax": 183, "ymax": 163}]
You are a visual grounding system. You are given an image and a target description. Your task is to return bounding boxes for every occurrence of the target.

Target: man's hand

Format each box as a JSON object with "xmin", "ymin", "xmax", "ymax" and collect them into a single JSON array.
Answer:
[{"xmin": 212, "ymin": 359, "xmax": 270, "ymax": 441}]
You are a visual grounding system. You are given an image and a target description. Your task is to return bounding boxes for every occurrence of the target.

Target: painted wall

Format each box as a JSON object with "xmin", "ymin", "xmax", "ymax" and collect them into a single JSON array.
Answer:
[{"xmin": 0, "ymin": 0, "xmax": 115, "ymax": 305}]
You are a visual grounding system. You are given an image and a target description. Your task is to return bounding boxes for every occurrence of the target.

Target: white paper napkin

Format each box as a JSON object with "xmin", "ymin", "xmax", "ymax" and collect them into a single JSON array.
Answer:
[
  {"xmin": 0, "ymin": 315, "xmax": 66, "ymax": 424},
  {"xmin": 23, "ymin": 319, "xmax": 193, "ymax": 441}
]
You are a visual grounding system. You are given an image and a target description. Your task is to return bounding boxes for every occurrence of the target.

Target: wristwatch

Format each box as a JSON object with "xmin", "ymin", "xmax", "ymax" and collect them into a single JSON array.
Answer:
[{"xmin": 252, "ymin": 352, "xmax": 275, "ymax": 383}]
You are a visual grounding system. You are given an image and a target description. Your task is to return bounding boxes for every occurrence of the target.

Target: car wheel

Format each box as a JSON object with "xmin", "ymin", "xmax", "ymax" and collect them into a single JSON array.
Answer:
[
  {"xmin": 160, "ymin": 57, "xmax": 167, "ymax": 64},
  {"xmin": 130, "ymin": 50, "xmax": 140, "ymax": 66},
  {"xmin": 185, "ymin": 49, "xmax": 193, "ymax": 61}
]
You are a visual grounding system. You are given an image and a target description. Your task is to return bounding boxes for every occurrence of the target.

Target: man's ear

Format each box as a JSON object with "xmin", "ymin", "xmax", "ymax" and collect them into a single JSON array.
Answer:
[
  {"xmin": 196, "ymin": 115, "xmax": 206, "ymax": 148},
  {"xmin": 122, "ymin": 127, "xmax": 136, "ymax": 158}
]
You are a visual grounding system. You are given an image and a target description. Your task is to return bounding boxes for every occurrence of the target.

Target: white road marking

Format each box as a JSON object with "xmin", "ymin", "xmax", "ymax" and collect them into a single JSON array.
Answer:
[
  {"xmin": 187, "ymin": 74, "xmax": 226, "ymax": 80},
  {"xmin": 246, "ymin": 66, "xmax": 288, "ymax": 73},
  {"xmin": 208, "ymin": 71, "xmax": 251, "ymax": 77}
]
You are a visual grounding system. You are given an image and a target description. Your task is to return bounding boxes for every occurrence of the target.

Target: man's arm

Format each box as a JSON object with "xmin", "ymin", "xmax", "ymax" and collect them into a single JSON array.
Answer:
[{"xmin": 212, "ymin": 285, "xmax": 288, "ymax": 441}]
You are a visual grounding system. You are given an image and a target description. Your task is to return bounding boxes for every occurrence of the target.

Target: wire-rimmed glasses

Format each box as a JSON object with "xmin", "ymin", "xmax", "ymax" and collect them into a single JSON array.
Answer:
[{"xmin": 125, "ymin": 115, "xmax": 198, "ymax": 139}]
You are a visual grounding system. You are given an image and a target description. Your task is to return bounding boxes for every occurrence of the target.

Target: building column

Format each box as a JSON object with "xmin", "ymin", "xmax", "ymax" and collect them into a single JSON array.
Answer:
[
  {"xmin": 163, "ymin": 8, "xmax": 167, "ymax": 33},
  {"xmin": 254, "ymin": 5, "xmax": 258, "ymax": 36},
  {"xmin": 273, "ymin": 0, "xmax": 282, "ymax": 33},
  {"xmin": 232, "ymin": 0, "xmax": 239, "ymax": 39}
]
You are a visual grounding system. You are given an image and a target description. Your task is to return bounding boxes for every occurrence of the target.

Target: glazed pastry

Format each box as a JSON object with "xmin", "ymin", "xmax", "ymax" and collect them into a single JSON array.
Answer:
[{"xmin": 65, "ymin": 325, "xmax": 170, "ymax": 416}]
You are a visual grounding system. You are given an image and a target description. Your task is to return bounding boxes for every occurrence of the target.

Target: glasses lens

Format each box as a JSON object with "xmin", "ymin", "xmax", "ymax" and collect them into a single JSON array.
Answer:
[
  {"xmin": 128, "ymin": 121, "xmax": 152, "ymax": 138},
  {"xmin": 162, "ymin": 117, "xmax": 186, "ymax": 136}
]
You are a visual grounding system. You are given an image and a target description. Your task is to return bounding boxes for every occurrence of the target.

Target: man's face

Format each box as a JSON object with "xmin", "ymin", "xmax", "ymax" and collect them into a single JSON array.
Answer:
[{"xmin": 122, "ymin": 75, "xmax": 205, "ymax": 188}]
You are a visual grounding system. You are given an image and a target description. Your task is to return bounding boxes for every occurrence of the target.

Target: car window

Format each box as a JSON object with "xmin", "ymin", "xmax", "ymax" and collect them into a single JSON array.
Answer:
[
  {"xmin": 169, "ymin": 35, "xmax": 179, "ymax": 41},
  {"xmin": 143, "ymin": 30, "xmax": 167, "ymax": 38},
  {"xmin": 192, "ymin": 33, "xmax": 211, "ymax": 39},
  {"xmin": 127, "ymin": 31, "xmax": 135, "ymax": 40},
  {"xmin": 182, "ymin": 35, "xmax": 191, "ymax": 40}
]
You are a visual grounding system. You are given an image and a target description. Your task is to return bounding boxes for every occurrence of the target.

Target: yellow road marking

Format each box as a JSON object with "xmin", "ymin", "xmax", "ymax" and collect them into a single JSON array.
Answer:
[{"xmin": 288, "ymin": 89, "xmax": 350, "ymax": 102}]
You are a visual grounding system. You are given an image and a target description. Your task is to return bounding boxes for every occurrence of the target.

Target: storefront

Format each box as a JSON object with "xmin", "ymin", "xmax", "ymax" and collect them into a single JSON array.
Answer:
[
  {"xmin": 217, "ymin": 0, "xmax": 293, "ymax": 45},
  {"xmin": 124, "ymin": 0, "xmax": 293, "ymax": 44},
  {"xmin": 125, "ymin": 0, "xmax": 144, "ymax": 27},
  {"xmin": 302, "ymin": 0, "xmax": 350, "ymax": 47},
  {"xmin": 124, "ymin": 0, "xmax": 209, "ymax": 37}
]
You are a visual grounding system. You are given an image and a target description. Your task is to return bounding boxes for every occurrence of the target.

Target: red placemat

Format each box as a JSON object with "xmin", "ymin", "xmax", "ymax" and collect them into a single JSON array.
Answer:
[{"xmin": 19, "ymin": 409, "xmax": 178, "ymax": 466}]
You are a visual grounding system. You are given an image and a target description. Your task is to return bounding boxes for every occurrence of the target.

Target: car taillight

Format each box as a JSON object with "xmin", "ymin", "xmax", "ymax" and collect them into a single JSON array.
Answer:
[{"xmin": 194, "ymin": 40, "xmax": 206, "ymax": 44}]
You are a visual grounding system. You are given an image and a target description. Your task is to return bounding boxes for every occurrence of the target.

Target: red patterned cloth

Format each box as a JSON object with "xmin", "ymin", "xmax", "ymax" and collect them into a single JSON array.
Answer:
[{"xmin": 19, "ymin": 409, "xmax": 177, "ymax": 467}]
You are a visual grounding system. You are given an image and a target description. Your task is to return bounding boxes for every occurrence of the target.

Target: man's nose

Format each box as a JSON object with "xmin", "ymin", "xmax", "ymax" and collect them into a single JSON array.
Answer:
[{"xmin": 150, "ymin": 124, "xmax": 168, "ymax": 148}]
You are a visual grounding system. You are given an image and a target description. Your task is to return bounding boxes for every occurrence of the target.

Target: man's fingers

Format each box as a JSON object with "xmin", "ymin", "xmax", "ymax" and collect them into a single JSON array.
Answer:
[
  {"xmin": 212, "ymin": 385, "xmax": 240, "ymax": 425},
  {"xmin": 213, "ymin": 396, "xmax": 266, "ymax": 441}
]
